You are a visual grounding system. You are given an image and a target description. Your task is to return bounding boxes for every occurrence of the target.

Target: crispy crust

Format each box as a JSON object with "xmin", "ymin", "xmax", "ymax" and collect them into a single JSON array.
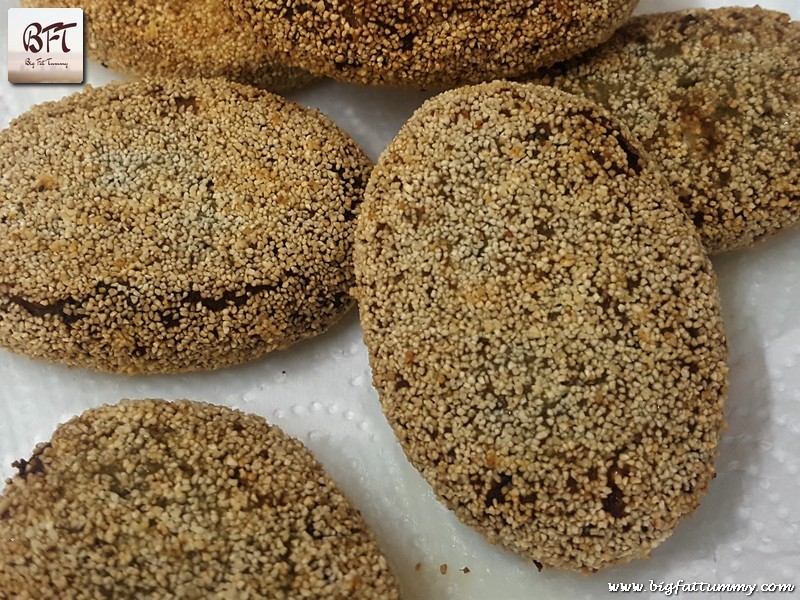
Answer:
[
  {"xmin": 525, "ymin": 7, "xmax": 800, "ymax": 253},
  {"xmin": 225, "ymin": 0, "xmax": 638, "ymax": 88},
  {"xmin": 20, "ymin": 0, "xmax": 315, "ymax": 93},
  {"xmin": 0, "ymin": 399, "xmax": 401, "ymax": 598},
  {"xmin": 0, "ymin": 78, "xmax": 372, "ymax": 374},
  {"xmin": 354, "ymin": 81, "xmax": 729, "ymax": 571}
]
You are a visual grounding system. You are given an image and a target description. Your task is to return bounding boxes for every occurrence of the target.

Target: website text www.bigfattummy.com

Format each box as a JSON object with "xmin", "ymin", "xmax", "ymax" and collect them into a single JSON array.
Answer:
[{"xmin": 607, "ymin": 580, "xmax": 796, "ymax": 596}]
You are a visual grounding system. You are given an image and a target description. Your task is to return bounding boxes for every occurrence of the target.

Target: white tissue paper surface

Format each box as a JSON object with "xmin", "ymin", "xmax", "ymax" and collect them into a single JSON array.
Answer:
[{"xmin": 1, "ymin": 1, "xmax": 798, "ymax": 598}]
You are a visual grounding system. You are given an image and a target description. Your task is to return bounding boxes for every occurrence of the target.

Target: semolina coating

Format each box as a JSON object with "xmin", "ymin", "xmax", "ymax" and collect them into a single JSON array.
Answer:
[
  {"xmin": 20, "ymin": 0, "xmax": 315, "ymax": 94},
  {"xmin": 225, "ymin": 0, "xmax": 639, "ymax": 89},
  {"xmin": 0, "ymin": 77, "xmax": 372, "ymax": 374},
  {"xmin": 0, "ymin": 399, "xmax": 401, "ymax": 599},
  {"xmin": 525, "ymin": 7, "xmax": 800, "ymax": 253},
  {"xmin": 354, "ymin": 81, "xmax": 729, "ymax": 572}
]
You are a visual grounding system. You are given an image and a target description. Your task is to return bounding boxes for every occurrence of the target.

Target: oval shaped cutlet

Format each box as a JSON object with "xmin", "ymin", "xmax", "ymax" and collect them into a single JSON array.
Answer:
[
  {"xmin": 354, "ymin": 82, "xmax": 729, "ymax": 571},
  {"xmin": 225, "ymin": 0, "xmax": 638, "ymax": 88},
  {"xmin": 20, "ymin": 0, "xmax": 315, "ymax": 93},
  {"xmin": 0, "ymin": 399, "xmax": 401, "ymax": 599},
  {"xmin": 526, "ymin": 6, "xmax": 800, "ymax": 253},
  {"xmin": 0, "ymin": 78, "xmax": 372, "ymax": 374}
]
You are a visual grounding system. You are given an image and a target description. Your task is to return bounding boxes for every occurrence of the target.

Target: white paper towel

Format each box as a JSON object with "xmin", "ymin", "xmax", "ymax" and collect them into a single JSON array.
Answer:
[{"xmin": 0, "ymin": 2, "xmax": 798, "ymax": 598}]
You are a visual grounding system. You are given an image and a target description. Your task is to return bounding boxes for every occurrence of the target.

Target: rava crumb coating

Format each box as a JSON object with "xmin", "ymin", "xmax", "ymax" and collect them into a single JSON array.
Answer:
[
  {"xmin": 355, "ymin": 81, "xmax": 729, "ymax": 571},
  {"xmin": 0, "ymin": 399, "xmax": 401, "ymax": 598},
  {"xmin": 526, "ymin": 7, "xmax": 800, "ymax": 253},
  {"xmin": 0, "ymin": 77, "xmax": 372, "ymax": 374},
  {"xmin": 226, "ymin": 0, "xmax": 639, "ymax": 88}
]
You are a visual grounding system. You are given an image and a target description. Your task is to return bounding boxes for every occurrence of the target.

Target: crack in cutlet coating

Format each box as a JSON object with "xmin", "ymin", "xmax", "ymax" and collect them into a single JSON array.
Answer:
[
  {"xmin": 0, "ymin": 77, "xmax": 372, "ymax": 374},
  {"xmin": 0, "ymin": 399, "xmax": 401, "ymax": 599},
  {"xmin": 20, "ymin": 0, "xmax": 315, "ymax": 93},
  {"xmin": 525, "ymin": 6, "xmax": 800, "ymax": 253},
  {"xmin": 354, "ymin": 81, "xmax": 728, "ymax": 572},
  {"xmin": 225, "ymin": 0, "xmax": 639, "ymax": 88}
]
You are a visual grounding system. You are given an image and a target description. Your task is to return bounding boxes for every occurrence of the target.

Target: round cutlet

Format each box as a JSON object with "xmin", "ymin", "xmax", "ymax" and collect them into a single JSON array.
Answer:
[
  {"xmin": 354, "ymin": 82, "xmax": 729, "ymax": 571},
  {"xmin": 225, "ymin": 0, "xmax": 639, "ymax": 88},
  {"xmin": 20, "ymin": 0, "xmax": 315, "ymax": 93},
  {"xmin": 525, "ymin": 7, "xmax": 800, "ymax": 253},
  {"xmin": 0, "ymin": 78, "xmax": 372, "ymax": 374},
  {"xmin": 0, "ymin": 399, "xmax": 401, "ymax": 599}
]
